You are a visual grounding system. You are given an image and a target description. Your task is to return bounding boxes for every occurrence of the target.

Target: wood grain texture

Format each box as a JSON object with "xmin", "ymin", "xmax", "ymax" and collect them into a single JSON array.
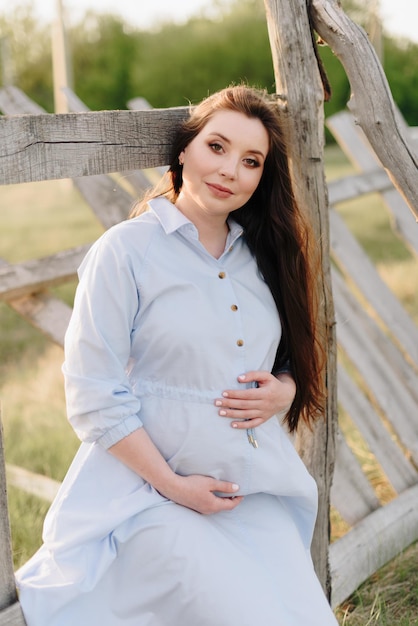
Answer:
[
  {"xmin": 0, "ymin": 246, "xmax": 89, "ymax": 301},
  {"xmin": 330, "ymin": 208, "xmax": 418, "ymax": 367},
  {"xmin": 329, "ymin": 483, "xmax": 418, "ymax": 608},
  {"xmin": 0, "ymin": 602, "xmax": 27, "ymax": 626},
  {"xmin": 311, "ymin": 0, "xmax": 418, "ymax": 221},
  {"xmin": 0, "ymin": 411, "xmax": 19, "ymax": 613},
  {"xmin": 264, "ymin": 0, "xmax": 337, "ymax": 595},
  {"xmin": 331, "ymin": 430, "xmax": 380, "ymax": 525},
  {"xmin": 327, "ymin": 169, "xmax": 392, "ymax": 205},
  {"xmin": 337, "ymin": 367, "xmax": 418, "ymax": 493},
  {"xmin": 0, "ymin": 107, "xmax": 189, "ymax": 185},
  {"xmin": 333, "ymin": 269, "xmax": 418, "ymax": 463},
  {"xmin": 327, "ymin": 110, "xmax": 418, "ymax": 256},
  {"xmin": 9, "ymin": 293, "xmax": 71, "ymax": 347}
]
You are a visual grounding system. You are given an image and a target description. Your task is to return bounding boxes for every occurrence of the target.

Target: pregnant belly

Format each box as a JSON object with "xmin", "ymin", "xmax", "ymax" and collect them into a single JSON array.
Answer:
[
  {"xmin": 136, "ymin": 386, "xmax": 318, "ymax": 509},
  {"xmin": 139, "ymin": 394, "xmax": 251, "ymax": 487}
]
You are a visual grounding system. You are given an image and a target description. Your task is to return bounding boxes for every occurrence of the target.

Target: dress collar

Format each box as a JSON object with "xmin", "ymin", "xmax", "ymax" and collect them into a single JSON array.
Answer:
[{"xmin": 148, "ymin": 196, "xmax": 244, "ymax": 245}]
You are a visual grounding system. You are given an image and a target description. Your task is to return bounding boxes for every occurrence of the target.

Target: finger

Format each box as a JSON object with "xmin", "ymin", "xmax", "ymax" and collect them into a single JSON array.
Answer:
[
  {"xmin": 217, "ymin": 389, "xmax": 261, "ymax": 401},
  {"xmin": 216, "ymin": 397, "xmax": 260, "ymax": 411},
  {"xmin": 219, "ymin": 408, "xmax": 262, "ymax": 420},
  {"xmin": 231, "ymin": 417, "xmax": 264, "ymax": 429},
  {"xmin": 237, "ymin": 370, "xmax": 271, "ymax": 384},
  {"xmin": 217, "ymin": 496, "xmax": 244, "ymax": 511},
  {"xmin": 211, "ymin": 480, "xmax": 240, "ymax": 494}
]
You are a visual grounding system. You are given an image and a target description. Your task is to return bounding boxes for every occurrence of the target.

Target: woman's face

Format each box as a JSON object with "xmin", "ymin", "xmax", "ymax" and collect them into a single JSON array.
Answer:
[{"xmin": 176, "ymin": 110, "xmax": 269, "ymax": 222}]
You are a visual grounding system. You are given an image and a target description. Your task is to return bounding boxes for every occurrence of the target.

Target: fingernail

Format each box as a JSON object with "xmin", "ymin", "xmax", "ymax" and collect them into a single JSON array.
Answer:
[
  {"xmin": 238, "ymin": 374, "xmax": 246, "ymax": 381},
  {"xmin": 215, "ymin": 400, "xmax": 222, "ymax": 406},
  {"xmin": 232, "ymin": 484, "xmax": 239, "ymax": 491},
  {"xmin": 222, "ymin": 392, "xmax": 229, "ymax": 397},
  {"xmin": 231, "ymin": 422, "xmax": 238, "ymax": 428},
  {"xmin": 219, "ymin": 410, "xmax": 227, "ymax": 416}
]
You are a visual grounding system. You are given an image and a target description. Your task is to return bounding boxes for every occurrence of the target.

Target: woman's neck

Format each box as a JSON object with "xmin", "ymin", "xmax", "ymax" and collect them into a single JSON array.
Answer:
[
  {"xmin": 198, "ymin": 221, "xmax": 229, "ymax": 259},
  {"xmin": 175, "ymin": 201, "xmax": 229, "ymax": 259}
]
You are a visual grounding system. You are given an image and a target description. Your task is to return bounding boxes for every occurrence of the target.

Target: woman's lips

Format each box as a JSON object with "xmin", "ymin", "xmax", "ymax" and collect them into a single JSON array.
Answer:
[{"xmin": 206, "ymin": 182, "xmax": 233, "ymax": 198}]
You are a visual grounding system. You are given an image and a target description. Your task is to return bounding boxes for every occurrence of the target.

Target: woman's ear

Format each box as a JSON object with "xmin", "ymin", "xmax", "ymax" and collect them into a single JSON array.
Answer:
[{"xmin": 178, "ymin": 151, "xmax": 185, "ymax": 166}]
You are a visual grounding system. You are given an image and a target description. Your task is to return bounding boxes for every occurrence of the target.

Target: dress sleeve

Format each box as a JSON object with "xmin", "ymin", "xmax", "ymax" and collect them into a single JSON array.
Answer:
[{"xmin": 62, "ymin": 229, "xmax": 143, "ymax": 449}]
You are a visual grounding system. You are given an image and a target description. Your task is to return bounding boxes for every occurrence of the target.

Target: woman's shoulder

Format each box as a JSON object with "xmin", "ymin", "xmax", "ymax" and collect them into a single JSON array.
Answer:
[
  {"xmin": 98, "ymin": 210, "xmax": 162, "ymax": 251},
  {"xmin": 77, "ymin": 210, "xmax": 163, "ymax": 279}
]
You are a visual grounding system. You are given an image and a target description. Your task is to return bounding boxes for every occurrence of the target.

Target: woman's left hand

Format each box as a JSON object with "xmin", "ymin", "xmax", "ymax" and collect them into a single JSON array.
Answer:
[{"xmin": 215, "ymin": 370, "xmax": 296, "ymax": 429}]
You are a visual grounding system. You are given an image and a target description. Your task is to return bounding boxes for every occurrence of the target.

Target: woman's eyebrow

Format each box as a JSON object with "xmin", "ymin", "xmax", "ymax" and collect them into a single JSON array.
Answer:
[{"xmin": 207, "ymin": 132, "xmax": 267, "ymax": 158}]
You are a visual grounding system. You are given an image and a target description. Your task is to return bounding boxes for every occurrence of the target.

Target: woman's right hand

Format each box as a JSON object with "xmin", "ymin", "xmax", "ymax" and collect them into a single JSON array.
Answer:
[
  {"xmin": 108, "ymin": 428, "xmax": 243, "ymax": 516},
  {"xmin": 165, "ymin": 474, "xmax": 243, "ymax": 515}
]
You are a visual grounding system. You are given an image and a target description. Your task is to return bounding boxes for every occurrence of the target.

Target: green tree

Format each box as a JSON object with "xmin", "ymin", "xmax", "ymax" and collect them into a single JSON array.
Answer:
[
  {"xmin": 70, "ymin": 12, "xmax": 138, "ymax": 111},
  {"xmin": 131, "ymin": 0, "xmax": 274, "ymax": 108},
  {"xmin": 2, "ymin": 0, "xmax": 418, "ymax": 128},
  {"xmin": 0, "ymin": 2, "xmax": 53, "ymax": 111}
]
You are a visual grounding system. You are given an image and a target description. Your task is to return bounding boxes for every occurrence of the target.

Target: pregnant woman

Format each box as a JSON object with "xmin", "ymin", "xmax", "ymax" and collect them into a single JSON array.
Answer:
[{"xmin": 16, "ymin": 85, "xmax": 338, "ymax": 625}]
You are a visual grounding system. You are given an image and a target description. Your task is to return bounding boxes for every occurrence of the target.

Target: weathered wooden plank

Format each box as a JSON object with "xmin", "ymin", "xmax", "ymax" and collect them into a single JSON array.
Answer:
[
  {"xmin": 0, "ymin": 107, "xmax": 189, "ymax": 185},
  {"xmin": 380, "ymin": 186, "xmax": 418, "ymax": 256},
  {"xmin": 0, "ymin": 410, "xmax": 20, "ymax": 614},
  {"xmin": 333, "ymin": 269, "xmax": 418, "ymax": 462},
  {"xmin": 327, "ymin": 169, "xmax": 392, "ymax": 205},
  {"xmin": 0, "ymin": 85, "xmax": 45, "ymax": 115},
  {"xmin": 73, "ymin": 176, "xmax": 133, "ymax": 229},
  {"xmin": 333, "ymin": 265, "xmax": 418, "ymax": 405},
  {"xmin": 330, "ymin": 482, "xmax": 418, "ymax": 608},
  {"xmin": 9, "ymin": 293, "xmax": 70, "ymax": 347},
  {"xmin": 61, "ymin": 86, "xmax": 89, "ymax": 112},
  {"xmin": 127, "ymin": 97, "xmax": 168, "ymax": 178},
  {"xmin": 0, "ymin": 87, "xmax": 146, "ymax": 225},
  {"xmin": 62, "ymin": 87, "xmax": 155, "ymax": 196},
  {"xmin": 327, "ymin": 111, "xmax": 382, "ymax": 170},
  {"xmin": 0, "ymin": 258, "xmax": 69, "ymax": 347},
  {"xmin": 6, "ymin": 464, "xmax": 61, "ymax": 503},
  {"xmin": 0, "ymin": 602, "xmax": 27, "ymax": 626},
  {"xmin": 327, "ymin": 110, "xmax": 418, "ymax": 256},
  {"xmin": 338, "ymin": 367, "xmax": 418, "ymax": 492},
  {"xmin": 0, "ymin": 246, "xmax": 89, "ymax": 301},
  {"xmin": 330, "ymin": 208, "xmax": 418, "ymax": 368},
  {"xmin": 331, "ymin": 430, "xmax": 380, "ymax": 525}
]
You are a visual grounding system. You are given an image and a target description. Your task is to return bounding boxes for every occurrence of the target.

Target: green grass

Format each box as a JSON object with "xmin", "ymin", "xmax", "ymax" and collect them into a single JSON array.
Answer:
[
  {"xmin": 335, "ymin": 542, "xmax": 418, "ymax": 625},
  {"xmin": 1, "ymin": 149, "xmax": 418, "ymax": 623}
]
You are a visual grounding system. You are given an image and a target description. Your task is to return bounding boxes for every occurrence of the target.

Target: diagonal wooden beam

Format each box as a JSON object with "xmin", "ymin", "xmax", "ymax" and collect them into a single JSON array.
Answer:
[
  {"xmin": 0, "ymin": 246, "xmax": 89, "ymax": 301},
  {"xmin": 311, "ymin": 0, "xmax": 418, "ymax": 220}
]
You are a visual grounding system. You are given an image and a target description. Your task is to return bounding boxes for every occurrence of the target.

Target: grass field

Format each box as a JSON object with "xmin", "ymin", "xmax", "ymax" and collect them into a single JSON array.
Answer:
[{"xmin": 1, "ymin": 148, "xmax": 417, "ymax": 623}]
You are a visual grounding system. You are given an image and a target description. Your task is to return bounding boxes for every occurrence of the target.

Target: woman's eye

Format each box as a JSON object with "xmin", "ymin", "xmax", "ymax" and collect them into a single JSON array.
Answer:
[
  {"xmin": 209, "ymin": 142, "xmax": 223, "ymax": 153},
  {"xmin": 244, "ymin": 158, "xmax": 260, "ymax": 168}
]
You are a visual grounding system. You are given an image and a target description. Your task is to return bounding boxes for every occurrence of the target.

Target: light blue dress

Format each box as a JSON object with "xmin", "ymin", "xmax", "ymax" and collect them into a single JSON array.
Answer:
[{"xmin": 16, "ymin": 197, "xmax": 338, "ymax": 625}]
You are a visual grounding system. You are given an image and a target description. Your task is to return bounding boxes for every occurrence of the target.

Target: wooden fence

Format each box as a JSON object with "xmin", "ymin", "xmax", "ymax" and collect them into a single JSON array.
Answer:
[{"xmin": 0, "ymin": 82, "xmax": 417, "ymax": 622}]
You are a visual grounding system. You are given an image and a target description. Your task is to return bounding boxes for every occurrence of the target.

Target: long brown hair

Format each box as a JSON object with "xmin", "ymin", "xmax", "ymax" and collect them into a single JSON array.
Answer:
[{"xmin": 131, "ymin": 85, "xmax": 325, "ymax": 431}]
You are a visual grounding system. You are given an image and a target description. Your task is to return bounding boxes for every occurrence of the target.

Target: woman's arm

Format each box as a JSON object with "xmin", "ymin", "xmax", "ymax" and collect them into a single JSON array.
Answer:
[
  {"xmin": 63, "ymin": 229, "xmax": 146, "ymax": 448},
  {"xmin": 108, "ymin": 428, "xmax": 243, "ymax": 515}
]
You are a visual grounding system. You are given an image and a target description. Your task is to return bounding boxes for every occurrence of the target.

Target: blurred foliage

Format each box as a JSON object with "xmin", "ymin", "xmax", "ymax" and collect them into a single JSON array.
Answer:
[{"xmin": 0, "ymin": 0, "xmax": 418, "ymax": 127}]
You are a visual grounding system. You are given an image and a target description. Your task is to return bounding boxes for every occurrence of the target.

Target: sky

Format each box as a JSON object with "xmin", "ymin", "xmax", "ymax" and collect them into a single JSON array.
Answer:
[{"xmin": 0, "ymin": 0, "xmax": 417, "ymax": 43}]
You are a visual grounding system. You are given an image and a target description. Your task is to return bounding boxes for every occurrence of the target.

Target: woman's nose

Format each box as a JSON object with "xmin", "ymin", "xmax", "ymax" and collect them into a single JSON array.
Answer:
[{"xmin": 218, "ymin": 157, "xmax": 238, "ymax": 179}]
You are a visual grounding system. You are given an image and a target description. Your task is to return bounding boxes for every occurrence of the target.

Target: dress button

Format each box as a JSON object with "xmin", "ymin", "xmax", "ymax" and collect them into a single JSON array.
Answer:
[
  {"xmin": 228, "ymin": 245, "xmax": 234, "ymax": 252},
  {"xmin": 231, "ymin": 304, "xmax": 238, "ymax": 311},
  {"xmin": 218, "ymin": 271, "xmax": 226, "ymax": 279},
  {"xmin": 236, "ymin": 339, "xmax": 244, "ymax": 347}
]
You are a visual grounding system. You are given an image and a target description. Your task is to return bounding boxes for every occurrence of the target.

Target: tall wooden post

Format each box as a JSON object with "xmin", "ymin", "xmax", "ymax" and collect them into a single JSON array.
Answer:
[
  {"xmin": 0, "ymin": 409, "xmax": 27, "ymax": 624},
  {"xmin": 52, "ymin": 0, "xmax": 72, "ymax": 114},
  {"xmin": 264, "ymin": 0, "xmax": 337, "ymax": 598},
  {"xmin": 0, "ymin": 36, "xmax": 15, "ymax": 87},
  {"xmin": 368, "ymin": 0, "xmax": 383, "ymax": 64}
]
